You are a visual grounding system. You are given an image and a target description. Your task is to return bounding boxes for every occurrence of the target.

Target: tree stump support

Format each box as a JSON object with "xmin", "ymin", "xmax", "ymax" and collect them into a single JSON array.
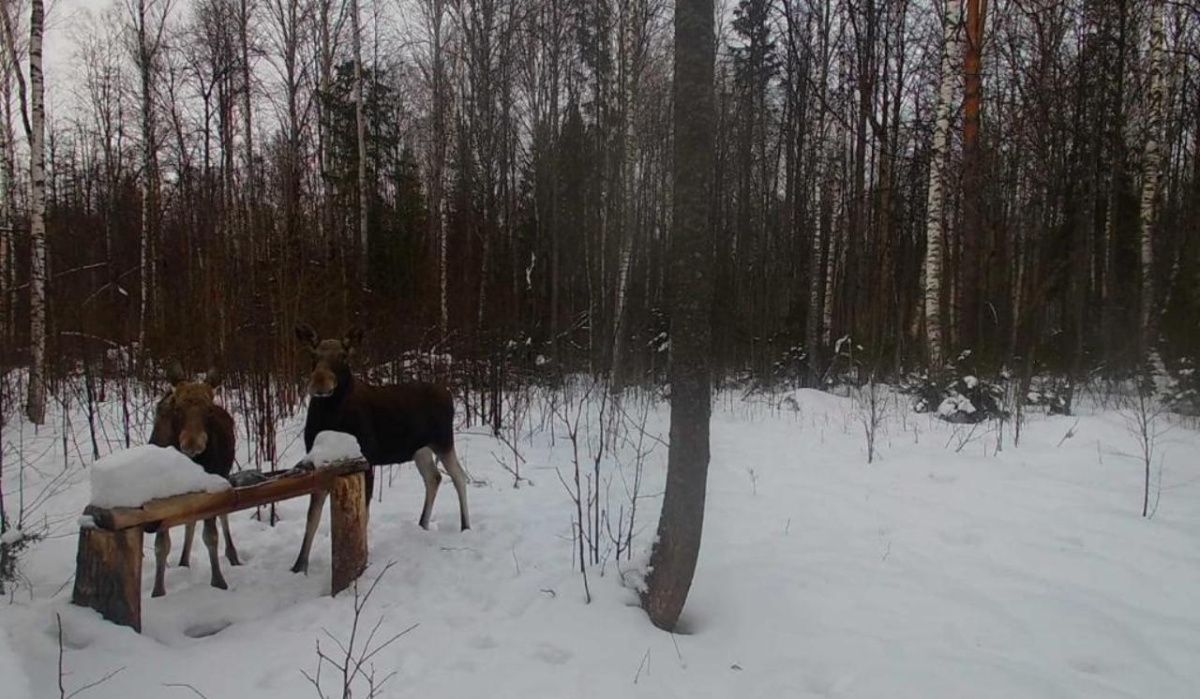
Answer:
[
  {"xmin": 71, "ymin": 526, "xmax": 144, "ymax": 632},
  {"xmin": 330, "ymin": 472, "xmax": 369, "ymax": 596}
]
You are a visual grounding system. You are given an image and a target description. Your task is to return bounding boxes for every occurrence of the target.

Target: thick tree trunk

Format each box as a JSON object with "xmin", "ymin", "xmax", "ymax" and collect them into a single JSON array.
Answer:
[
  {"xmin": 26, "ymin": 0, "xmax": 46, "ymax": 424},
  {"xmin": 923, "ymin": 0, "xmax": 961, "ymax": 370},
  {"xmin": 642, "ymin": 0, "xmax": 713, "ymax": 632}
]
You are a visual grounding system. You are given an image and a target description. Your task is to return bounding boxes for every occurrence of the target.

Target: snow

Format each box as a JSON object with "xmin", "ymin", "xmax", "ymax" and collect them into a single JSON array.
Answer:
[
  {"xmin": 1, "ymin": 527, "xmax": 23, "ymax": 545},
  {"xmin": 303, "ymin": 430, "xmax": 364, "ymax": 467},
  {"xmin": 89, "ymin": 445, "xmax": 231, "ymax": 509},
  {"xmin": 0, "ymin": 627, "xmax": 33, "ymax": 699},
  {"xmin": 2, "ymin": 382, "xmax": 1200, "ymax": 697}
]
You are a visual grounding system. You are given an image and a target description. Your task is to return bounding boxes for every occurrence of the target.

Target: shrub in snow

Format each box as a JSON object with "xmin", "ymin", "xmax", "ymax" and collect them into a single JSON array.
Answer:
[
  {"xmin": 1, "ymin": 525, "xmax": 42, "ymax": 593},
  {"xmin": 1160, "ymin": 357, "xmax": 1200, "ymax": 416},
  {"xmin": 903, "ymin": 370, "xmax": 1009, "ymax": 424},
  {"xmin": 1025, "ymin": 379, "xmax": 1070, "ymax": 416},
  {"xmin": 89, "ymin": 445, "xmax": 231, "ymax": 509},
  {"xmin": 768, "ymin": 342, "xmax": 810, "ymax": 387}
]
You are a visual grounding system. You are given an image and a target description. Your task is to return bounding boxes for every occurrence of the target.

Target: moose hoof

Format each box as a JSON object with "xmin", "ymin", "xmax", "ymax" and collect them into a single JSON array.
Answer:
[
  {"xmin": 227, "ymin": 552, "xmax": 242, "ymax": 566},
  {"xmin": 211, "ymin": 577, "xmax": 228, "ymax": 591},
  {"xmin": 177, "ymin": 558, "xmax": 190, "ymax": 568},
  {"xmin": 291, "ymin": 560, "xmax": 308, "ymax": 575},
  {"xmin": 152, "ymin": 586, "xmax": 166, "ymax": 598}
]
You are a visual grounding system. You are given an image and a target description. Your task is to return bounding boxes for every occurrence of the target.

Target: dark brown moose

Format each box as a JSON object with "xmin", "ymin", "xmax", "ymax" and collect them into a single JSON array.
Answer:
[
  {"xmin": 290, "ymin": 324, "xmax": 470, "ymax": 574},
  {"xmin": 148, "ymin": 363, "xmax": 240, "ymax": 596}
]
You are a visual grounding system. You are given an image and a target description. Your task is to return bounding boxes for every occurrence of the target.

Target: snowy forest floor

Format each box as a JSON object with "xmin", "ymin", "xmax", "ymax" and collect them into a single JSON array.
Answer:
[{"xmin": 2, "ymin": 381, "xmax": 1199, "ymax": 698}]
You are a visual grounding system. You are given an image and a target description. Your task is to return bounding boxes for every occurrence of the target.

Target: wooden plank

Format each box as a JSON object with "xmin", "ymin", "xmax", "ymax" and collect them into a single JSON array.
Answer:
[
  {"xmin": 71, "ymin": 527, "xmax": 144, "ymax": 632},
  {"xmin": 84, "ymin": 459, "xmax": 369, "ymax": 531},
  {"xmin": 330, "ymin": 472, "xmax": 369, "ymax": 596}
]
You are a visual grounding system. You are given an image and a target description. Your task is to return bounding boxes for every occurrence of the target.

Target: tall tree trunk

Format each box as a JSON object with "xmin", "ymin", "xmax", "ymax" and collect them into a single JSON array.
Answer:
[
  {"xmin": 642, "ymin": 0, "xmax": 713, "ymax": 632},
  {"xmin": 1138, "ymin": 0, "xmax": 1166, "ymax": 367},
  {"xmin": 26, "ymin": 0, "xmax": 46, "ymax": 424},
  {"xmin": 610, "ymin": 0, "xmax": 641, "ymax": 393},
  {"xmin": 0, "ymin": 61, "xmax": 12, "ymax": 343},
  {"xmin": 923, "ymin": 0, "xmax": 961, "ymax": 370},
  {"xmin": 136, "ymin": 0, "xmax": 159, "ymax": 357},
  {"xmin": 421, "ymin": 0, "xmax": 451, "ymax": 336},
  {"xmin": 960, "ymin": 0, "xmax": 986, "ymax": 357},
  {"xmin": 240, "ymin": 0, "xmax": 255, "ymax": 259},
  {"xmin": 351, "ymin": 0, "xmax": 369, "ymax": 286}
]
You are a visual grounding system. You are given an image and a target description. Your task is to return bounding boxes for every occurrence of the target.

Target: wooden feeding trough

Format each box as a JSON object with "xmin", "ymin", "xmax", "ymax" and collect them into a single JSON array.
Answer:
[{"xmin": 71, "ymin": 458, "xmax": 370, "ymax": 632}]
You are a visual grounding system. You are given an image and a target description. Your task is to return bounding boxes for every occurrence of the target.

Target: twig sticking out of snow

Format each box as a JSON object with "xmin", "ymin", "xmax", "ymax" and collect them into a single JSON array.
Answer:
[
  {"xmin": 301, "ymin": 561, "xmax": 419, "ymax": 699},
  {"xmin": 56, "ymin": 613, "xmax": 124, "ymax": 698}
]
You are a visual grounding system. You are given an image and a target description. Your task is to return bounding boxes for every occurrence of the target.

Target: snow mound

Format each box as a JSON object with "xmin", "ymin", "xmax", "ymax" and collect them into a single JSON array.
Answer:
[
  {"xmin": 305, "ymin": 431, "xmax": 364, "ymax": 467},
  {"xmin": 89, "ymin": 445, "xmax": 231, "ymax": 509}
]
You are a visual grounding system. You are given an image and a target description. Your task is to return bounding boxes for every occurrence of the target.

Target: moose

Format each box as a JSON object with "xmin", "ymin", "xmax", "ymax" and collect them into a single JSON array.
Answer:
[
  {"xmin": 290, "ymin": 324, "xmax": 470, "ymax": 575},
  {"xmin": 148, "ymin": 363, "xmax": 240, "ymax": 596}
]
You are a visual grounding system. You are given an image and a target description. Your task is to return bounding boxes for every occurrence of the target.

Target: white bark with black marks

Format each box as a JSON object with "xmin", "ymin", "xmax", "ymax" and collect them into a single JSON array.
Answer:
[
  {"xmin": 27, "ymin": 0, "xmax": 46, "ymax": 424},
  {"xmin": 1139, "ymin": 0, "xmax": 1166, "ymax": 365},
  {"xmin": 923, "ymin": 0, "xmax": 962, "ymax": 370}
]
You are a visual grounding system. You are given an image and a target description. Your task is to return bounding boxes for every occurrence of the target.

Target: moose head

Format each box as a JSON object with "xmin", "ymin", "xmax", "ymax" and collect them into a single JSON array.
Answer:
[
  {"xmin": 160, "ymin": 361, "xmax": 224, "ymax": 458},
  {"xmin": 295, "ymin": 324, "xmax": 364, "ymax": 398}
]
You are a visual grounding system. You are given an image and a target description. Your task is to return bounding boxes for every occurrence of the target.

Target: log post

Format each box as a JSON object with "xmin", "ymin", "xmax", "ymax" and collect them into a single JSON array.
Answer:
[
  {"xmin": 71, "ymin": 526, "xmax": 144, "ymax": 632},
  {"xmin": 329, "ymin": 473, "xmax": 368, "ymax": 596}
]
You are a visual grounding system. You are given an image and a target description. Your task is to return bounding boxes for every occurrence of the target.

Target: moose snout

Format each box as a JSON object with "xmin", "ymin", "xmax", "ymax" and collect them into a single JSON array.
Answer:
[
  {"xmin": 308, "ymin": 368, "xmax": 337, "ymax": 397},
  {"xmin": 179, "ymin": 433, "xmax": 208, "ymax": 457}
]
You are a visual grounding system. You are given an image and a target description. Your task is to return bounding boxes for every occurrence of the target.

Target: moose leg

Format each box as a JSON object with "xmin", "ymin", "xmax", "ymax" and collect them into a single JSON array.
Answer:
[
  {"xmin": 221, "ymin": 515, "xmax": 241, "ymax": 565},
  {"xmin": 439, "ymin": 447, "xmax": 471, "ymax": 531},
  {"xmin": 177, "ymin": 522, "xmax": 195, "ymax": 567},
  {"xmin": 203, "ymin": 518, "xmax": 228, "ymax": 590},
  {"xmin": 414, "ymin": 447, "xmax": 442, "ymax": 529},
  {"xmin": 152, "ymin": 528, "xmax": 171, "ymax": 598},
  {"xmin": 291, "ymin": 491, "xmax": 328, "ymax": 574}
]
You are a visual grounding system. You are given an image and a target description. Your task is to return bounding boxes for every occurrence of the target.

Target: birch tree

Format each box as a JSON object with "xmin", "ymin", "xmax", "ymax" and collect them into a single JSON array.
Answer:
[
  {"xmin": 1, "ymin": 0, "xmax": 45, "ymax": 422},
  {"xmin": 129, "ymin": 0, "xmax": 170, "ymax": 354},
  {"xmin": 610, "ymin": 0, "xmax": 654, "ymax": 392},
  {"xmin": 923, "ymin": 0, "xmax": 962, "ymax": 370},
  {"xmin": 25, "ymin": 0, "xmax": 45, "ymax": 423},
  {"xmin": 1139, "ymin": 0, "xmax": 1166, "ymax": 366}
]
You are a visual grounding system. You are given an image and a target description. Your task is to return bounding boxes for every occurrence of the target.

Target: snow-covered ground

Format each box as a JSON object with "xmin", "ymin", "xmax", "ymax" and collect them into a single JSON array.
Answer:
[{"xmin": 2, "ymin": 383, "xmax": 1199, "ymax": 698}]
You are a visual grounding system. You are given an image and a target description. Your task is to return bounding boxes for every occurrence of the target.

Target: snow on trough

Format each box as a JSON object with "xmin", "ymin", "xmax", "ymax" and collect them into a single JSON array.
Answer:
[
  {"xmin": 303, "ymin": 430, "xmax": 363, "ymax": 467},
  {"xmin": 89, "ymin": 445, "xmax": 230, "ymax": 509}
]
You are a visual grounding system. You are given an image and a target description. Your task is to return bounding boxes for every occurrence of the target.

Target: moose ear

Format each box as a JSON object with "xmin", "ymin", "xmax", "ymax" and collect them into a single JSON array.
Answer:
[
  {"xmin": 204, "ymin": 367, "xmax": 223, "ymax": 389},
  {"xmin": 295, "ymin": 323, "xmax": 319, "ymax": 348},
  {"xmin": 165, "ymin": 360, "xmax": 186, "ymax": 386},
  {"xmin": 344, "ymin": 326, "xmax": 365, "ymax": 353}
]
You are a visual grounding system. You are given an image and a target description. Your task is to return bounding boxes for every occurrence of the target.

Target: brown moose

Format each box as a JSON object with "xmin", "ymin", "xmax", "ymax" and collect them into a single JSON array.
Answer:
[
  {"xmin": 290, "ymin": 325, "xmax": 470, "ymax": 574},
  {"xmin": 148, "ymin": 363, "xmax": 240, "ymax": 596}
]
